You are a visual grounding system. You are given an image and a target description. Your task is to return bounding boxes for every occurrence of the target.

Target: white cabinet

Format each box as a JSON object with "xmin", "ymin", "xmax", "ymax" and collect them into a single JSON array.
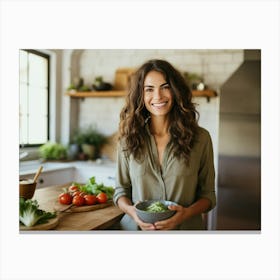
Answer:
[{"xmin": 20, "ymin": 167, "xmax": 75, "ymax": 189}]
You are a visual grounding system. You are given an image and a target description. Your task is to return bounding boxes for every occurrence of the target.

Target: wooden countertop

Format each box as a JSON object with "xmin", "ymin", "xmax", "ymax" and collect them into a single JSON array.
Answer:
[{"xmin": 28, "ymin": 183, "xmax": 124, "ymax": 231}]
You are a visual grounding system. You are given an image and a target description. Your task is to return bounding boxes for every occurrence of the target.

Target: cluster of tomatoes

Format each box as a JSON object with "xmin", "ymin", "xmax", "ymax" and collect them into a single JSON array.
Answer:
[{"xmin": 58, "ymin": 184, "xmax": 108, "ymax": 207}]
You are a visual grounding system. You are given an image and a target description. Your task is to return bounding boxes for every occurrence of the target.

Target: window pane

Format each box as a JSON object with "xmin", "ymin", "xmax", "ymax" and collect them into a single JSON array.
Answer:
[
  {"xmin": 28, "ymin": 87, "xmax": 48, "ymax": 144},
  {"xmin": 19, "ymin": 50, "xmax": 28, "ymax": 83},
  {"xmin": 19, "ymin": 84, "xmax": 28, "ymax": 145},
  {"xmin": 20, "ymin": 115, "xmax": 28, "ymax": 145},
  {"xmin": 19, "ymin": 84, "xmax": 28, "ymax": 115},
  {"xmin": 29, "ymin": 115, "xmax": 47, "ymax": 144},
  {"xmin": 29, "ymin": 53, "xmax": 48, "ymax": 88},
  {"xmin": 28, "ymin": 86, "xmax": 48, "ymax": 115}
]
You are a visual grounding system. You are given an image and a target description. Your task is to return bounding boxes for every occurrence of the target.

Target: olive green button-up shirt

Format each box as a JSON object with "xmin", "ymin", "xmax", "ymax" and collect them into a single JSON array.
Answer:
[{"xmin": 113, "ymin": 125, "xmax": 216, "ymax": 230}]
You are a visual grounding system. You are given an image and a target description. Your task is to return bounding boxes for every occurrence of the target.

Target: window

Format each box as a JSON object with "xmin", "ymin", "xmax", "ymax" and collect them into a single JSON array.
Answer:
[{"xmin": 19, "ymin": 50, "xmax": 50, "ymax": 146}]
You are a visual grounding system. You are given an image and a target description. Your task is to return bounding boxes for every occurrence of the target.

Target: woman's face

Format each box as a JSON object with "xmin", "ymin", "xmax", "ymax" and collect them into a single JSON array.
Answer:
[{"xmin": 143, "ymin": 70, "xmax": 173, "ymax": 118}]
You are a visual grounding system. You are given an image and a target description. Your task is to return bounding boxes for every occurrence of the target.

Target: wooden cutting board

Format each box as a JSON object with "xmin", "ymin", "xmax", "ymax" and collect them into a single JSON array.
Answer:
[
  {"xmin": 28, "ymin": 183, "xmax": 124, "ymax": 230},
  {"xmin": 53, "ymin": 200, "xmax": 113, "ymax": 213},
  {"xmin": 20, "ymin": 216, "xmax": 59, "ymax": 231}
]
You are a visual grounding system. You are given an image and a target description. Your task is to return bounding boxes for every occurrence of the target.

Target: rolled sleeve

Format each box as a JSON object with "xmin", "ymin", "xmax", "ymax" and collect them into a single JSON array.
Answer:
[
  {"xmin": 113, "ymin": 142, "xmax": 132, "ymax": 206},
  {"xmin": 196, "ymin": 130, "xmax": 216, "ymax": 212}
]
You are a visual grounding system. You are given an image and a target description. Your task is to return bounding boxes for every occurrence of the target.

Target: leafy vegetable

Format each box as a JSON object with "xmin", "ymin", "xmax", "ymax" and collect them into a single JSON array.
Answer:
[
  {"xmin": 145, "ymin": 201, "xmax": 168, "ymax": 213},
  {"xmin": 76, "ymin": 176, "xmax": 114, "ymax": 199},
  {"xmin": 19, "ymin": 198, "xmax": 56, "ymax": 227},
  {"xmin": 39, "ymin": 142, "xmax": 67, "ymax": 160}
]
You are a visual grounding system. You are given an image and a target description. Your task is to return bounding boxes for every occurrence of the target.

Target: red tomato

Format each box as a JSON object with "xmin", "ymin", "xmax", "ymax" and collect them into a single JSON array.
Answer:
[
  {"xmin": 96, "ymin": 192, "xmax": 107, "ymax": 204},
  {"xmin": 79, "ymin": 191, "xmax": 86, "ymax": 197},
  {"xmin": 68, "ymin": 185, "xmax": 79, "ymax": 192},
  {"xmin": 59, "ymin": 193, "xmax": 72, "ymax": 205},
  {"xmin": 72, "ymin": 195, "xmax": 85, "ymax": 206},
  {"xmin": 84, "ymin": 194, "xmax": 97, "ymax": 205},
  {"xmin": 72, "ymin": 191, "xmax": 85, "ymax": 197}
]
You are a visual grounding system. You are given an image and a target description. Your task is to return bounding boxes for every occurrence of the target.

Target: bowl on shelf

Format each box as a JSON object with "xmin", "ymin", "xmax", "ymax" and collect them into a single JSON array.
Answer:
[
  {"xmin": 19, "ymin": 179, "xmax": 37, "ymax": 199},
  {"xmin": 135, "ymin": 200, "xmax": 178, "ymax": 224}
]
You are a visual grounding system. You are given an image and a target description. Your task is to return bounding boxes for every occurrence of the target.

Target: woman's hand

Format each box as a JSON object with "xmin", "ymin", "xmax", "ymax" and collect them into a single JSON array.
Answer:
[
  {"xmin": 135, "ymin": 216, "xmax": 156, "ymax": 231},
  {"xmin": 129, "ymin": 205, "xmax": 156, "ymax": 230},
  {"xmin": 153, "ymin": 197, "xmax": 211, "ymax": 230},
  {"xmin": 117, "ymin": 197, "xmax": 156, "ymax": 230},
  {"xmin": 153, "ymin": 204, "xmax": 192, "ymax": 230}
]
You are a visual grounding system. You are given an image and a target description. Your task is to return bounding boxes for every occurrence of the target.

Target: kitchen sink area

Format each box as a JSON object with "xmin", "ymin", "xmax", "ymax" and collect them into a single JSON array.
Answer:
[
  {"xmin": 19, "ymin": 159, "xmax": 117, "ymax": 188},
  {"xmin": 19, "ymin": 160, "xmax": 72, "ymax": 174}
]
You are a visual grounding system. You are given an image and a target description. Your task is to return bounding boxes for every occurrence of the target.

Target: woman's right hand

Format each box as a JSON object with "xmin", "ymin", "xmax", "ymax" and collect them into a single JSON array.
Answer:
[
  {"xmin": 129, "ymin": 206, "xmax": 156, "ymax": 230},
  {"xmin": 117, "ymin": 196, "xmax": 156, "ymax": 230}
]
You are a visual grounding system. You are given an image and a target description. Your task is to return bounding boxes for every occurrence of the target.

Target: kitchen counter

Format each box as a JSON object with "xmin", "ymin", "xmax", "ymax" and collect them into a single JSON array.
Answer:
[{"xmin": 22, "ymin": 183, "xmax": 124, "ymax": 231}]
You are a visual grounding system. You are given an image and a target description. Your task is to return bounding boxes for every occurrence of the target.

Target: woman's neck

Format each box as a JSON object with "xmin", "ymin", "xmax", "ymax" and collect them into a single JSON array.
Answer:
[{"xmin": 149, "ymin": 116, "xmax": 170, "ymax": 136}]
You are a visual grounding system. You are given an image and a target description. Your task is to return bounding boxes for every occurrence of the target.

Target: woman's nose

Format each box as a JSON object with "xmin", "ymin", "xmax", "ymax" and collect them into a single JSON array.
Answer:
[{"xmin": 153, "ymin": 88, "xmax": 162, "ymax": 99}]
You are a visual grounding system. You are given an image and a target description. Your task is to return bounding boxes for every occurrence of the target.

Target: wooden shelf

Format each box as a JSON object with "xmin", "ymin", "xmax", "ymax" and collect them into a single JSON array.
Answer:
[
  {"xmin": 192, "ymin": 90, "xmax": 217, "ymax": 98},
  {"xmin": 66, "ymin": 90, "xmax": 126, "ymax": 98},
  {"xmin": 66, "ymin": 89, "xmax": 217, "ymax": 100}
]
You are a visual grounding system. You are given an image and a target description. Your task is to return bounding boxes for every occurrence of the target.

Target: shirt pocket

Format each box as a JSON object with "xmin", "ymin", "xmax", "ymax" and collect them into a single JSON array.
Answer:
[
  {"xmin": 167, "ymin": 155, "xmax": 197, "ymax": 177},
  {"xmin": 129, "ymin": 159, "xmax": 147, "ymax": 178}
]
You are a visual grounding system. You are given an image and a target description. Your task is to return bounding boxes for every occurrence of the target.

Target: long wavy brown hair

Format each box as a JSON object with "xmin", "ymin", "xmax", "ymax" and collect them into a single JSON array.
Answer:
[{"xmin": 118, "ymin": 59, "xmax": 199, "ymax": 164}]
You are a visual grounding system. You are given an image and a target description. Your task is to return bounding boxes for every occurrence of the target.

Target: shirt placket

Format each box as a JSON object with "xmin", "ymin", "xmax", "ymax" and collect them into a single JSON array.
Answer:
[{"xmin": 149, "ymin": 134, "xmax": 168, "ymax": 200}]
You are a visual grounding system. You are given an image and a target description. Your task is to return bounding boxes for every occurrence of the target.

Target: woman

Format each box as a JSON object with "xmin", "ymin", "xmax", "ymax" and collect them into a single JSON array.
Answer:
[{"xmin": 113, "ymin": 59, "xmax": 216, "ymax": 230}]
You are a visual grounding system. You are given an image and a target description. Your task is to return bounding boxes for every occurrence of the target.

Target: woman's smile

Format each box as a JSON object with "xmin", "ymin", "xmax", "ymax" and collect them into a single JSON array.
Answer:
[{"xmin": 151, "ymin": 101, "xmax": 168, "ymax": 108}]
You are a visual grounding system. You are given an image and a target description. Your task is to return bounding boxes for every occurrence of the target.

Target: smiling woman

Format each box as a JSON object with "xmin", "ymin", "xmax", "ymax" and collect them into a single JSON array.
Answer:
[{"xmin": 114, "ymin": 59, "xmax": 216, "ymax": 231}]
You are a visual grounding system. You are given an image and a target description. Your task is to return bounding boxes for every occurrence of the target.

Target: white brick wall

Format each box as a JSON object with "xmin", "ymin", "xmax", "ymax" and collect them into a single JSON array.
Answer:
[
  {"xmin": 79, "ymin": 97, "xmax": 125, "ymax": 136},
  {"xmin": 79, "ymin": 49, "xmax": 243, "ymax": 93}
]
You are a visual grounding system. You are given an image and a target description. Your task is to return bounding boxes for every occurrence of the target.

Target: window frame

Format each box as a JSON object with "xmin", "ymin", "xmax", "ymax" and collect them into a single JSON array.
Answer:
[{"xmin": 19, "ymin": 49, "xmax": 50, "ymax": 147}]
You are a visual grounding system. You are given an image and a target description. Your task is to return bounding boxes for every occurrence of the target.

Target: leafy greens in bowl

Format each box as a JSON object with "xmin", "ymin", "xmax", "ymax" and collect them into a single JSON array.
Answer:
[{"xmin": 135, "ymin": 200, "xmax": 177, "ymax": 224}]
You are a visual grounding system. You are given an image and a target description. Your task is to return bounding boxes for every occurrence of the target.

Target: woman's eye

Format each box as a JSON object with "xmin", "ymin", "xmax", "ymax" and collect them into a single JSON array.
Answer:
[
  {"xmin": 145, "ymin": 88, "xmax": 153, "ymax": 93},
  {"xmin": 162, "ymin": 85, "xmax": 170, "ymax": 90}
]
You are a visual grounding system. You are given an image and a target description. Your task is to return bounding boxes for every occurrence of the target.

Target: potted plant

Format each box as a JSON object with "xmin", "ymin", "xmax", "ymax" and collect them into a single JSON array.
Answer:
[
  {"xmin": 92, "ymin": 76, "xmax": 112, "ymax": 91},
  {"xmin": 72, "ymin": 126, "xmax": 107, "ymax": 160},
  {"xmin": 39, "ymin": 142, "xmax": 68, "ymax": 161}
]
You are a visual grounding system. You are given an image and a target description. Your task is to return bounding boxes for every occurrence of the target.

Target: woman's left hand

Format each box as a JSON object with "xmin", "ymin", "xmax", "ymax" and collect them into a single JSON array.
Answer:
[{"xmin": 153, "ymin": 204, "xmax": 191, "ymax": 230}]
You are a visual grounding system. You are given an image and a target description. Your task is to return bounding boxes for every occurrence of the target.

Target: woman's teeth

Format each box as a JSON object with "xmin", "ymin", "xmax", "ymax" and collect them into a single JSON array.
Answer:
[{"xmin": 152, "ymin": 102, "xmax": 167, "ymax": 108}]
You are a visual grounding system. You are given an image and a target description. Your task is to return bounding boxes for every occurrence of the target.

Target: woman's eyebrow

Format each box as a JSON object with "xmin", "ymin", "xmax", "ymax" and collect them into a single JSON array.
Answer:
[{"xmin": 144, "ymin": 82, "xmax": 169, "ymax": 88}]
